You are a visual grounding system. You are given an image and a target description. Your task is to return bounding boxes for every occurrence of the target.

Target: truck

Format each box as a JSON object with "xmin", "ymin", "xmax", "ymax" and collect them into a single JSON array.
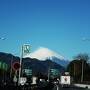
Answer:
[{"xmin": 60, "ymin": 75, "xmax": 71, "ymax": 87}]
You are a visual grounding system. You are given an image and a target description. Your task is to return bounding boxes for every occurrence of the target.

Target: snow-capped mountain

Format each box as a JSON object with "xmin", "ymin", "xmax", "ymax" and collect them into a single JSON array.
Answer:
[{"xmin": 24, "ymin": 47, "xmax": 69, "ymax": 67}]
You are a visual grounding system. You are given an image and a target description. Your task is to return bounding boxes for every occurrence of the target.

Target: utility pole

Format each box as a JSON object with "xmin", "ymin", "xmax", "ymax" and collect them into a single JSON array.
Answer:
[
  {"xmin": 81, "ymin": 60, "xmax": 84, "ymax": 83},
  {"xmin": 0, "ymin": 37, "xmax": 6, "ymax": 84},
  {"xmin": 82, "ymin": 37, "xmax": 90, "ymax": 82},
  {"xmin": 18, "ymin": 44, "xmax": 31, "ymax": 85},
  {"xmin": 48, "ymin": 57, "xmax": 51, "ymax": 82},
  {"xmin": 73, "ymin": 62, "xmax": 76, "ymax": 80},
  {"xmin": 74, "ymin": 63, "xmax": 75, "ymax": 77},
  {"xmin": 48, "ymin": 67, "xmax": 50, "ymax": 82},
  {"xmin": 10, "ymin": 55, "xmax": 13, "ymax": 78},
  {"xmin": 18, "ymin": 46, "xmax": 23, "ymax": 85}
]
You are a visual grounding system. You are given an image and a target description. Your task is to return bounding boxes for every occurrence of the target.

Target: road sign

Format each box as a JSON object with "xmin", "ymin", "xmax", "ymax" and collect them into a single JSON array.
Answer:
[
  {"xmin": 61, "ymin": 76, "xmax": 70, "ymax": 85},
  {"xmin": 50, "ymin": 69, "xmax": 59, "ymax": 77},
  {"xmin": 13, "ymin": 75, "xmax": 17, "ymax": 82},
  {"xmin": 31, "ymin": 76, "xmax": 37, "ymax": 85},
  {"xmin": 23, "ymin": 69, "xmax": 32, "ymax": 76},
  {"xmin": 12, "ymin": 62, "xmax": 20, "ymax": 71},
  {"xmin": 23, "ymin": 44, "xmax": 31, "ymax": 56},
  {"xmin": 0, "ymin": 62, "xmax": 8, "ymax": 71},
  {"xmin": 19, "ymin": 77, "xmax": 27, "ymax": 85}
]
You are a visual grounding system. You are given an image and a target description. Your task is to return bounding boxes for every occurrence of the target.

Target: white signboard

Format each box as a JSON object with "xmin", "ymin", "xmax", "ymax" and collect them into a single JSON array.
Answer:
[
  {"xmin": 13, "ymin": 75, "xmax": 17, "ymax": 82},
  {"xmin": 19, "ymin": 77, "xmax": 27, "ymax": 85},
  {"xmin": 23, "ymin": 44, "xmax": 31, "ymax": 56},
  {"xmin": 31, "ymin": 77, "xmax": 37, "ymax": 85},
  {"xmin": 61, "ymin": 76, "xmax": 70, "ymax": 85}
]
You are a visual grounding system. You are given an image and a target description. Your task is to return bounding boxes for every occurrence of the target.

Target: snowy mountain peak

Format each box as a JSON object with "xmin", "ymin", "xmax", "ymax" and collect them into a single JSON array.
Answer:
[{"xmin": 24, "ymin": 47, "xmax": 65, "ymax": 61}]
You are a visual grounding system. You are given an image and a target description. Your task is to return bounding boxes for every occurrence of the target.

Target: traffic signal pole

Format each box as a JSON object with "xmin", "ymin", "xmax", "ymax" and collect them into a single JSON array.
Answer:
[{"xmin": 18, "ymin": 45, "xmax": 23, "ymax": 85}]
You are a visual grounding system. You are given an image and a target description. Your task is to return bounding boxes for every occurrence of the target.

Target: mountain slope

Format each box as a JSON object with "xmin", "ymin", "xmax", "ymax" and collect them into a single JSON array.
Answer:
[
  {"xmin": 24, "ymin": 47, "xmax": 69, "ymax": 67},
  {"xmin": 23, "ymin": 58, "xmax": 65, "ymax": 76},
  {"xmin": 25, "ymin": 47, "xmax": 65, "ymax": 60},
  {"xmin": 0, "ymin": 52, "xmax": 65, "ymax": 76},
  {"xmin": 0, "ymin": 52, "xmax": 19, "ymax": 66}
]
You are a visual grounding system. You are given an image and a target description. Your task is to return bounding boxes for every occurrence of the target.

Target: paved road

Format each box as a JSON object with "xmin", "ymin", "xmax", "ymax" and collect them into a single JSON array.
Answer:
[
  {"xmin": 53, "ymin": 84, "xmax": 89, "ymax": 90},
  {"xmin": 0, "ymin": 84, "xmax": 89, "ymax": 90}
]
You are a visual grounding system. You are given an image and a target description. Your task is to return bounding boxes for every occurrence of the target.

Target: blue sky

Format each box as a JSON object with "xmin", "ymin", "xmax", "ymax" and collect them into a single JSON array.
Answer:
[{"xmin": 0, "ymin": 0, "xmax": 90, "ymax": 60}]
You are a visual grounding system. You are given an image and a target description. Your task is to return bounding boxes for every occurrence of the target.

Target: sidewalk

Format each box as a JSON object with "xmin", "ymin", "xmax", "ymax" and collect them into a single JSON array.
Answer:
[{"xmin": 74, "ymin": 84, "xmax": 90, "ymax": 89}]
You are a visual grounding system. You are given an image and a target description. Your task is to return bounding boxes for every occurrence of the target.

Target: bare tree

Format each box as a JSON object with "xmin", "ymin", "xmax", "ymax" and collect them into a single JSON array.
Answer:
[
  {"xmin": 74, "ymin": 53, "xmax": 90, "ymax": 82},
  {"xmin": 74, "ymin": 53, "xmax": 89, "ymax": 62}
]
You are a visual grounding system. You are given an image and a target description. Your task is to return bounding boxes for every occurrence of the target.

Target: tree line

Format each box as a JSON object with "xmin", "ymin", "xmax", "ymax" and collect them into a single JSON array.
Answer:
[{"xmin": 67, "ymin": 53, "xmax": 90, "ymax": 84}]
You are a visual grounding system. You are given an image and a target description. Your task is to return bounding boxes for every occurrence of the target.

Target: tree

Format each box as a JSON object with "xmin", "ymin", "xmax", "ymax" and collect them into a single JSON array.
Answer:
[
  {"xmin": 74, "ymin": 53, "xmax": 89, "ymax": 62},
  {"xmin": 67, "ymin": 53, "xmax": 90, "ymax": 83},
  {"xmin": 67, "ymin": 60, "xmax": 82, "ymax": 82},
  {"xmin": 74, "ymin": 53, "xmax": 90, "ymax": 82}
]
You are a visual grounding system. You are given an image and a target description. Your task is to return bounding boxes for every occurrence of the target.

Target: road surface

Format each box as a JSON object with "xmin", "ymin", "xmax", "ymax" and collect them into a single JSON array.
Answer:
[
  {"xmin": 53, "ymin": 84, "xmax": 89, "ymax": 90},
  {"xmin": 0, "ymin": 83, "xmax": 89, "ymax": 90}
]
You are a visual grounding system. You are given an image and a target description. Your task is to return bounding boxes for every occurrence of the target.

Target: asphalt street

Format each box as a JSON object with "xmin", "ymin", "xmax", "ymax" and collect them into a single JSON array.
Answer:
[
  {"xmin": 0, "ymin": 83, "xmax": 90, "ymax": 90},
  {"xmin": 53, "ymin": 85, "xmax": 90, "ymax": 90}
]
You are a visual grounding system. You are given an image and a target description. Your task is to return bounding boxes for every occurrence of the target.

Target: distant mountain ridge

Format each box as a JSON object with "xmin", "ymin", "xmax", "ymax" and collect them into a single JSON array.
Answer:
[
  {"xmin": 25, "ymin": 47, "xmax": 65, "ymax": 60},
  {"xmin": 23, "ymin": 58, "xmax": 65, "ymax": 76},
  {"xmin": 24, "ymin": 47, "xmax": 69, "ymax": 67},
  {"xmin": 0, "ymin": 52, "xmax": 65, "ymax": 76},
  {"xmin": 51, "ymin": 56, "xmax": 69, "ymax": 67},
  {"xmin": 0, "ymin": 52, "xmax": 19, "ymax": 65}
]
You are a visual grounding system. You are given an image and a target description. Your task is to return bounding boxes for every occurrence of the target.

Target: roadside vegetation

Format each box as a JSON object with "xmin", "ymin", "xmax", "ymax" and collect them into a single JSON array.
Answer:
[{"xmin": 67, "ymin": 53, "xmax": 90, "ymax": 84}]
